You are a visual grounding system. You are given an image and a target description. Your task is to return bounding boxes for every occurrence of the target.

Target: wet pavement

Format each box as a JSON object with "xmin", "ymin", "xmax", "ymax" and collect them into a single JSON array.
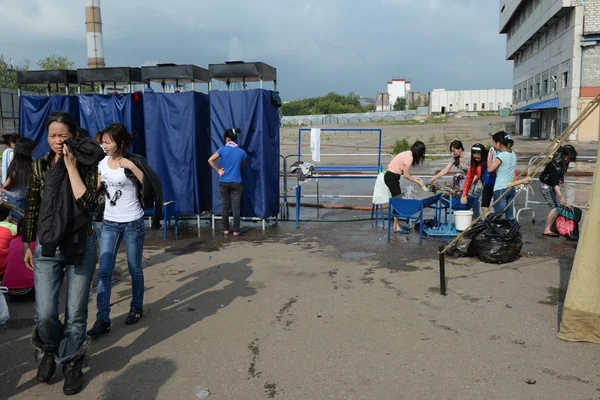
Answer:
[
  {"xmin": 0, "ymin": 116, "xmax": 596, "ymax": 399},
  {"xmin": 0, "ymin": 203, "xmax": 591, "ymax": 399}
]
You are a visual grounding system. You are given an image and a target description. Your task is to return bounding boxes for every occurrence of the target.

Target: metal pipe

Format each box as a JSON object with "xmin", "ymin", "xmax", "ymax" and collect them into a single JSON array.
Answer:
[
  {"xmin": 293, "ymin": 195, "xmax": 373, "ymax": 199},
  {"xmin": 439, "ymin": 244, "xmax": 447, "ymax": 296},
  {"xmin": 377, "ymin": 130, "xmax": 382, "ymax": 169}
]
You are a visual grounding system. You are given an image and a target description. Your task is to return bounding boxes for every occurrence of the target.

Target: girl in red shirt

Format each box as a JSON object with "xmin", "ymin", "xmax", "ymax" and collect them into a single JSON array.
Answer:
[{"xmin": 461, "ymin": 143, "xmax": 496, "ymax": 216}]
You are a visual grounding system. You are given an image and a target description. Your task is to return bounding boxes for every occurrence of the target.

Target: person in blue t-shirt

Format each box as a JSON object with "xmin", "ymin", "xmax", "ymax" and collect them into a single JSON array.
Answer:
[
  {"xmin": 208, "ymin": 128, "xmax": 248, "ymax": 236},
  {"xmin": 487, "ymin": 131, "xmax": 517, "ymax": 220}
]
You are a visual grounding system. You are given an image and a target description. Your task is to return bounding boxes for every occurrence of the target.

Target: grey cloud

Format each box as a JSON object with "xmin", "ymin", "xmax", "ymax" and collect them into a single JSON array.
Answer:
[{"xmin": 0, "ymin": 0, "xmax": 511, "ymax": 99}]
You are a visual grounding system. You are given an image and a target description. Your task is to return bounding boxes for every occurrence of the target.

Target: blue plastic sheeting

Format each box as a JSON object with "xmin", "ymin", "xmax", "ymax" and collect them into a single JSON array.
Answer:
[
  {"xmin": 519, "ymin": 97, "xmax": 558, "ymax": 111},
  {"xmin": 19, "ymin": 95, "xmax": 81, "ymax": 159},
  {"xmin": 143, "ymin": 92, "xmax": 211, "ymax": 215},
  {"xmin": 79, "ymin": 94, "xmax": 146, "ymax": 156},
  {"xmin": 210, "ymin": 89, "xmax": 280, "ymax": 219}
]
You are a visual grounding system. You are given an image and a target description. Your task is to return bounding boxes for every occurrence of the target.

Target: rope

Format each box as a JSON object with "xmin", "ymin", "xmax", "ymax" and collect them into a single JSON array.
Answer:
[{"xmin": 440, "ymin": 92, "xmax": 600, "ymax": 254}]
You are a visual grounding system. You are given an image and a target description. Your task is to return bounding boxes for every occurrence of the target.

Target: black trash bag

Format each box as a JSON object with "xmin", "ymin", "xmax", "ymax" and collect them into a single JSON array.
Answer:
[
  {"xmin": 447, "ymin": 221, "xmax": 486, "ymax": 258},
  {"xmin": 474, "ymin": 214, "xmax": 523, "ymax": 264}
]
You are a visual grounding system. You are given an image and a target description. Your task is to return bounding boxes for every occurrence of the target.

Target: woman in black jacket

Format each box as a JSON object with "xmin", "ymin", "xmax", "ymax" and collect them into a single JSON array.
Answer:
[
  {"xmin": 540, "ymin": 145, "xmax": 577, "ymax": 236},
  {"xmin": 23, "ymin": 112, "xmax": 104, "ymax": 396},
  {"xmin": 87, "ymin": 123, "xmax": 162, "ymax": 338}
]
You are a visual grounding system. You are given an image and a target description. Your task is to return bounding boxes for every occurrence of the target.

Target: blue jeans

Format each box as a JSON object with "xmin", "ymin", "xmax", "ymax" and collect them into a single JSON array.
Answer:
[
  {"xmin": 3, "ymin": 191, "xmax": 24, "ymax": 221},
  {"xmin": 34, "ymin": 235, "xmax": 97, "ymax": 362},
  {"xmin": 96, "ymin": 217, "xmax": 146, "ymax": 322},
  {"xmin": 92, "ymin": 221, "xmax": 103, "ymax": 241},
  {"xmin": 493, "ymin": 188, "xmax": 516, "ymax": 220}
]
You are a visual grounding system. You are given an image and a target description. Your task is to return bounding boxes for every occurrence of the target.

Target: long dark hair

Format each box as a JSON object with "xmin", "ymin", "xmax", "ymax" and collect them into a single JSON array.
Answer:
[
  {"xmin": 449, "ymin": 140, "xmax": 464, "ymax": 167},
  {"xmin": 411, "ymin": 141, "xmax": 426, "ymax": 166},
  {"xmin": 0, "ymin": 204, "xmax": 9, "ymax": 221},
  {"xmin": 5, "ymin": 137, "xmax": 34, "ymax": 189},
  {"xmin": 492, "ymin": 131, "xmax": 514, "ymax": 150},
  {"xmin": 469, "ymin": 143, "xmax": 489, "ymax": 168},
  {"xmin": 562, "ymin": 145, "xmax": 577, "ymax": 162},
  {"xmin": 99, "ymin": 123, "xmax": 132, "ymax": 156},
  {"xmin": 224, "ymin": 128, "xmax": 241, "ymax": 143},
  {"xmin": 2, "ymin": 133, "xmax": 19, "ymax": 147}
]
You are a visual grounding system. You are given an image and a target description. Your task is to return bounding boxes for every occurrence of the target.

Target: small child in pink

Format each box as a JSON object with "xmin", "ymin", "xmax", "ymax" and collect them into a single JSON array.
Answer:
[
  {"xmin": 2, "ymin": 234, "xmax": 34, "ymax": 290},
  {"xmin": 0, "ymin": 205, "xmax": 17, "ymax": 277}
]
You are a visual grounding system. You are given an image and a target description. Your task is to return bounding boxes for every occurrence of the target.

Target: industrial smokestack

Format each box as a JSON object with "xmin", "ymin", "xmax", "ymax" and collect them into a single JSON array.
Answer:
[{"xmin": 85, "ymin": 0, "xmax": 105, "ymax": 68}]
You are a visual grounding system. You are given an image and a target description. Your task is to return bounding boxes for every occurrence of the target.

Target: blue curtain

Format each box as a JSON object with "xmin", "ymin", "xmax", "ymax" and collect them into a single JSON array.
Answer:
[
  {"xmin": 79, "ymin": 93, "xmax": 145, "ymax": 156},
  {"xmin": 19, "ymin": 95, "xmax": 81, "ymax": 159},
  {"xmin": 210, "ymin": 89, "xmax": 280, "ymax": 219},
  {"xmin": 143, "ymin": 92, "xmax": 211, "ymax": 215}
]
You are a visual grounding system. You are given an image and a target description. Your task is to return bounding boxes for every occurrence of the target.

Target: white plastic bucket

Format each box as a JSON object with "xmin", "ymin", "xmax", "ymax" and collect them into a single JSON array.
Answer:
[{"xmin": 454, "ymin": 210, "xmax": 474, "ymax": 232}]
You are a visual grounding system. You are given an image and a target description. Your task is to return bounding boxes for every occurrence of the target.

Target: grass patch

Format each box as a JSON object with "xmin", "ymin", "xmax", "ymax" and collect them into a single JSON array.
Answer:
[
  {"xmin": 424, "ymin": 116, "xmax": 448, "ymax": 124},
  {"xmin": 281, "ymin": 123, "xmax": 308, "ymax": 128},
  {"xmin": 391, "ymin": 138, "xmax": 410, "ymax": 155}
]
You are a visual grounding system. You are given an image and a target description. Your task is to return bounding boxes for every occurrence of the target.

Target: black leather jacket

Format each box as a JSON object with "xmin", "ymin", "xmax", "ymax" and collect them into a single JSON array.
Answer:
[
  {"xmin": 37, "ymin": 137, "xmax": 105, "ymax": 263},
  {"xmin": 540, "ymin": 148, "xmax": 568, "ymax": 188}
]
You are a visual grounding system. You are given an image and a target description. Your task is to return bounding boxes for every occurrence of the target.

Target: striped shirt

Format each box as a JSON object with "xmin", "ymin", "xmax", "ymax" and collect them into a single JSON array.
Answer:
[{"xmin": 22, "ymin": 152, "xmax": 98, "ymax": 244}]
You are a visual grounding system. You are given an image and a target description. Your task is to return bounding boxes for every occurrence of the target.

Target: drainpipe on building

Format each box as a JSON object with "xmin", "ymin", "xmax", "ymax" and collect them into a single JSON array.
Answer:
[{"xmin": 560, "ymin": 107, "xmax": 564, "ymax": 136}]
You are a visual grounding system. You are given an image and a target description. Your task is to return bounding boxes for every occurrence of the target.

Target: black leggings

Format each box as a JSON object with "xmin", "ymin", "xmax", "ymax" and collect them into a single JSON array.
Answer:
[
  {"xmin": 481, "ymin": 186, "xmax": 494, "ymax": 208},
  {"xmin": 219, "ymin": 182, "xmax": 243, "ymax": 232},
  {"xmin": 384, "ymin": 171, "xmax": 402, "ymax": 198}
]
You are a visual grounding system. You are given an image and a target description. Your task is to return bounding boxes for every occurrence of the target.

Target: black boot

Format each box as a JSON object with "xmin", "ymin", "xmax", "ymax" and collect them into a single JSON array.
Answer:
[
  {"xmin": 86, "ymin": 319, "xmax": 111, "ymax": 337},
  {"xmin": 35, "ymin": 351, "xmax": 57, "ymax": 383},
  {"xmin": 62, "ymin": 355, "xmax": 89, "ymax": 396}
]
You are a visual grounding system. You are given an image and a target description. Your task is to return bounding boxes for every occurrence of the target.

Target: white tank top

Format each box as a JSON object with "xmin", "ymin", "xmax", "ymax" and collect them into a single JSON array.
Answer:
[{"xmin": 98, "ymin": 156, "xmax": 144, "ymax": 223}]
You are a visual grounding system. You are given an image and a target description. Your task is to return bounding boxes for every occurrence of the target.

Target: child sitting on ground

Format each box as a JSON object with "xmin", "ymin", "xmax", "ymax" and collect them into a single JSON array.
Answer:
[{"xmin": 2, "ymin": 219, "xmax": 34, "ymax": 291}]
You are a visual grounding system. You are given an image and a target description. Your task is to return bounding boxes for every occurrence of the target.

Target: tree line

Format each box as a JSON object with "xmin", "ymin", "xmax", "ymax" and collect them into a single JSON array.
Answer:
[
  {"xmin": 0, "ymin": 54, "xmax": 74, "ymax": 90},
  {"xmin": 281, "ymin": 92, "xmax": 376, "ymax": 116}
]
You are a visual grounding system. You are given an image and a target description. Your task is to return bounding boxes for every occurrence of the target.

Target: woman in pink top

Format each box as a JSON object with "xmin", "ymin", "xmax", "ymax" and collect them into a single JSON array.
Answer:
[{"xmin": 384, "ymin": 141, "xmax": 427, "ymax": 232}]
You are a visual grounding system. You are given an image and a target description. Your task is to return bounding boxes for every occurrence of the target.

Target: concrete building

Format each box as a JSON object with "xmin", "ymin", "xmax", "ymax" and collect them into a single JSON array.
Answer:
[
  {"xmin": 500, "ymin": 0, "xmax": 600, "ymax": 141},
  {"xmin": 386, "ymin": 78, "xmax": 411, "ymax": 110},
  {"xmin": 375, "ymin": 92, "xmax": 390, "ymax": 111},
  {"xmin": 408, "ymin": 92, "xmax": 429, "ymax": 108},
  {"xmin": 429, "ymin": 89, "xmax": 513, "ymax": 114}
]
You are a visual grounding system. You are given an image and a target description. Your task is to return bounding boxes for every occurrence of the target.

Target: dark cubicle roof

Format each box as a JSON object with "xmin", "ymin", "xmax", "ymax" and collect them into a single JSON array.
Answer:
[
  {"xmin": 141, "ymin": 64, "xmax": 210, "ymax": 84},
  {"xmin": 208, "ymin": 61, "xmax": 277, "ymax": 83},
  {"xmin": 17, "ymin": 70, "xmax": 78, "ymax": 88},
  {"xmin": 77, "ymin": 67, "xmax": 143, "ymax": 85}
]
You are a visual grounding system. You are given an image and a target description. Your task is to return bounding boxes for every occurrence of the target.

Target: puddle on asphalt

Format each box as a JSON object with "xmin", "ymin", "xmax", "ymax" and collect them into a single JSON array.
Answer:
[{"xmin": 342, "ymin": 251, "xmax": 376, "ymax": 260}]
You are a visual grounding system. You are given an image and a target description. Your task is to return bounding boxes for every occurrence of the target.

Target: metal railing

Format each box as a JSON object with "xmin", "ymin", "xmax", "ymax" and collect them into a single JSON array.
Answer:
[{"xmin": 279, "ymin": 152, "xmax": 461, "ymax": 227}]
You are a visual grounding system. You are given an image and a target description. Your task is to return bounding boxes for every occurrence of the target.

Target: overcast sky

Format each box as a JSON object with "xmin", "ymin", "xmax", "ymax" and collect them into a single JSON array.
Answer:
[{"xmin": 0, "ymin": 0, "xmax": 512, "ymax": 100}]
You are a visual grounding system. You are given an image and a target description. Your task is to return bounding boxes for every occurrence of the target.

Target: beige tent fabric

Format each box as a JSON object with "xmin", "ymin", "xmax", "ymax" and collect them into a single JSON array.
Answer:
[{"xmin": 558, "ymin": 141, "xmax": 600, "ymax": 343}]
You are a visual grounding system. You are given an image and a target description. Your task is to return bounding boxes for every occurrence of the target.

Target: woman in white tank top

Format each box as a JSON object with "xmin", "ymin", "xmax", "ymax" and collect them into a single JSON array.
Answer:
[{"xmin": 87, "ymin": 123, "xmax": 154, "ymax": 337}]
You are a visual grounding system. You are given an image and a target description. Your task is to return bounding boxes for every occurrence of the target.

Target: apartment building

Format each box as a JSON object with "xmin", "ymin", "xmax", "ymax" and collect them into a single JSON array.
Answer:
[
  {"xmin": 500, "ymin": 0, "xmax": 600, "ymax": 141},
  {"xmin": 429, "ymin": 89, "xmax": 513, "ymax": 114}
]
